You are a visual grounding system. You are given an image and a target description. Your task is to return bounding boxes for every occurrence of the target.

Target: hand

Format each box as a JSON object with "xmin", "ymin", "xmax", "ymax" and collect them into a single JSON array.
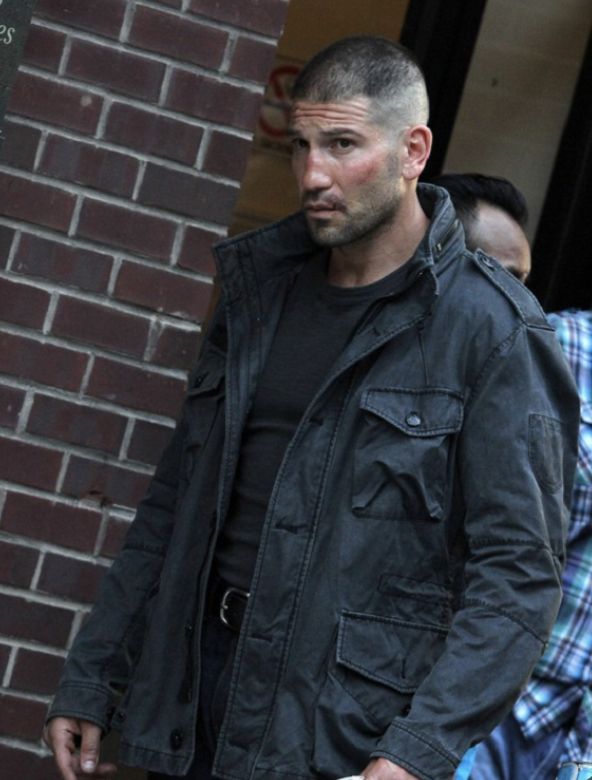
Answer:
[
  {"xmin": 43, "ymin": 717, "xmax": 117, "ymax": 780},
  {"xmin": 361, "ymin": 757, "xmax": 420, "ymax": 780}
]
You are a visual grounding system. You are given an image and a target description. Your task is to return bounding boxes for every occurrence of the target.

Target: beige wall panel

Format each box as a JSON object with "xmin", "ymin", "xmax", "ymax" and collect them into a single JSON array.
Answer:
[{"xmin": 444, "ymin": 0, "xmax": 592, "ymax": 242}]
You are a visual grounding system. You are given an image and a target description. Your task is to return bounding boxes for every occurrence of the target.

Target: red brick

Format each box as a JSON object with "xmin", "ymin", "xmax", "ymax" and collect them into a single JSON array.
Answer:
[
  {"xmin": 1, "ymin": 492, "xmax": 102, "ymax": 553},
  {"xmin": 0, "ymin": 541, "xmax": 38, "ymax": 588},
  {"xmin": 27, "ymin": 395, "xmax": 127, "ymax": 454},
  {"xmin": 0, "ymin": 593, "xmax": 73, "ymax": 646},
  {"xmin": 66, "ymin": 39, "xmax": 165, "ymax": 102},
  {"xmin": 115, "ymin": 261, "xmax": 213, "ymax": 322},
  {"xmin": 0, "ymin": 332, "xmax": 88, "ymax": 392},
  {"xmin": 138, "ymin": 163, "xmax": 238, "ymax": 225},
  {"xmin": 39, "ymin": 135, "xmax": 139, "ymax": 198},
  {"xmin": 62, "ymin": 455, "xmax": 151, "ymax": 509},
  {"xmin": 0, "ymin": 746, "xmax": 60, "ymax": 780},
  {"xmin": 165, "ymin": 70, "xmax": 263, "ymax": 131},
  {"xmin": 0, "ymin": 437, "xmax": 63, "ymax": 491},
  {"xmin": 0, "ymin": 172, "xmax": 76, "ymax": 232},
  {"xmin": 151, "ymin": 323, "xmax": 201, "ymax": 371},
  {"xmin": 229, "ymin": 37, "xmax": 277, "ymax": 83},
  {"xmin": 203, "ymin": 130, "xmax": 252, "ymax": 181},
  {"xmin": 0, "ymin": 645, "xmax": 10, "ymax": 680},
  {"xmin": 100, "ymin": 515, "xmax": 130, "ymax": 558},
  {"xmin": 0, "ymin": 225, "xmax": 16, "ymax": 267},
  {"xmin": 128, "ymin": 419, "xmax": 174, "ymax": 466},
  {"xmin": 0, "ymin": 277, "xmax": 50, "ymax": 329},
  {"xmin": 188, "ymin": 0, "xmax": 288, "ymax": 37},
  {"xmin": 8, "ymin": 71, "xmax": 103, "ymax": 135},
  {"xmin": 13, "ymin": 234, "xmax": 113, "ymax": 293},
  {"xmin": 77, "ymin": 198, "xmax": 177, "ymax": 261},
  {"xmin": 105, "ymin": 102, "xmax": 203, "ymax": 165},
  {"xmin": 0, "ymin": 120, "xmax": 41, "ymax": 171},
  {"xmin": 0, "ymin": 386, "xmax": 25, "ymax": 429},
  {"xmin": 87, "ymin": 356, "xmax": 186, "ymax": 417},
  {"xmin": 178, "ymin": 225, "xmax": 219, "ymax": 276},
  {"xmin": 38, "ymin": 553, "xmax": 109, "ymax": 603},
  {"xmin": 129, "ymin": 6, "xmax": 228, "ymax": 69},
  {"xmin": 52, "ymin": 296, "xmax": 150, "ymax": 358},
  {"xmin": 11, "ymin": 648, "xmax": 65, "ymax": 695},
  {"xmin": 35, "ymin": 0, "xmax": 127, "ymax": 40},
  {"xmin": 0, "ymin": 693, "xmax": 48, "ymax": 742},
  {"xmin": 22, "ymin": 23, "xmax": 65, "ymax": 71}
]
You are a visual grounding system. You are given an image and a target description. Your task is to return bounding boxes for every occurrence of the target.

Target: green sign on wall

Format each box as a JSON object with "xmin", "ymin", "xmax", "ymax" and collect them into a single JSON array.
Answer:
[{"xmin": 0, "ymin": 0, "xmax": 37, "ymax": 148}]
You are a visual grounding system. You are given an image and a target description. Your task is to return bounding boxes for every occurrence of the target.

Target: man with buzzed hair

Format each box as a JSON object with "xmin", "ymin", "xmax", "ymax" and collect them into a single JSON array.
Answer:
[
  {"xmin": 431, "ymin": 173, "xmax": 531, "ymax": 283},
  {"xmin": 45, "ymin": 36, "xmax": 578, "ymax": 780}
]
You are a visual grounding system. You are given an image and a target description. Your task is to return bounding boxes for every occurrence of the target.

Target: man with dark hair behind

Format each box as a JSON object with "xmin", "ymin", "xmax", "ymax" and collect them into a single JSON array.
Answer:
[
  {"xmin": 431, "ymin": 172, "xmax": 531, "ymax": 283},
  {"xmin": 45, "ymin": 36, "xmax": 578, "ymax": 780}
]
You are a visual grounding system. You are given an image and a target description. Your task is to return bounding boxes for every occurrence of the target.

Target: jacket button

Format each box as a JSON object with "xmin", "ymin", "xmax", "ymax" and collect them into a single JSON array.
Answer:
[
  {"xmin": 402, "ymin": 703, "xmax": 411, "ymax": 717},
  {"xmin": 170, "ymin": 729, "xmax": 184, "ymax": 750},
  {"xmin": 406, "ymin": 412, "xmax": 422, "ymax": 427},
  {"xmin": 115, "ymin": 710, "xmax": 126, "ymax": 723}
]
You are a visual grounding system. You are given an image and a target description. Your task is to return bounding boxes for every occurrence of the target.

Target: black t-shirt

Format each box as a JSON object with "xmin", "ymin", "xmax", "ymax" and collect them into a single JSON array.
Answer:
[{"xmin": 214, "ymin": 252, "xmax": 412, "ymax": 591}]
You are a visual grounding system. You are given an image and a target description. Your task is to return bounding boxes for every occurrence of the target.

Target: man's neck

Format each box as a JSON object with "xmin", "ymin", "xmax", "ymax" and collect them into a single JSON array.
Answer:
[{"xmin": 327, "ymin": 195, "xmax": 429, "ymax": 288}]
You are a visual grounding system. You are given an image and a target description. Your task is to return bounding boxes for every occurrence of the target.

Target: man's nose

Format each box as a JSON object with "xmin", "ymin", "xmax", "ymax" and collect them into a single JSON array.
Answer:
[{"xmin": 301, "ymin": 150, "xmax": 332, "ymax": 191}]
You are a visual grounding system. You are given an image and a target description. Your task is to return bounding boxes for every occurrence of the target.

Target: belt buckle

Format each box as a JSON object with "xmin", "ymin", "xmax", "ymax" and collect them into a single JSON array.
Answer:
[{"xmin": 219, "ymin": 586, "xmax": 249, "ymax": 631}]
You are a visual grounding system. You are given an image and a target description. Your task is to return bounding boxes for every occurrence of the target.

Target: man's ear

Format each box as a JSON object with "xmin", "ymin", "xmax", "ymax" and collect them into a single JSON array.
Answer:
[{"xmin": 401, "ymin": 124, "xmax": 432, "ymax": 181}]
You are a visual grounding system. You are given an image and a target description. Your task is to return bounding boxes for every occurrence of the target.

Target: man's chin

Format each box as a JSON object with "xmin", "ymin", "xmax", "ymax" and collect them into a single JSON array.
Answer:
[{"xmin": 305, "ymin": 219, "xmax": 344, "ymax": 247}]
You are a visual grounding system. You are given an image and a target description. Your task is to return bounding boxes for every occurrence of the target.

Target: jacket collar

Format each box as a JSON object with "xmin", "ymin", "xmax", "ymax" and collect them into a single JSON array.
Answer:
[{"xmin": 213, "ymin": 183, "xmax": 464, "ymax": 303}]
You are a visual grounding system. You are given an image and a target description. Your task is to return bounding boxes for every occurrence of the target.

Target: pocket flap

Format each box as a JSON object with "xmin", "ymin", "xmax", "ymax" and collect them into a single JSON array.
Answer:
[
  {"xmin": 187, "ymin": 364, "xmax": 225, "ymax": 397},
  {"xmin": 360, "ymin": 387, "xmax": 463, "ymax": 437},
  {"xmin": 337, "ymin": 611, "xmax": 448, "ymax": 693}
]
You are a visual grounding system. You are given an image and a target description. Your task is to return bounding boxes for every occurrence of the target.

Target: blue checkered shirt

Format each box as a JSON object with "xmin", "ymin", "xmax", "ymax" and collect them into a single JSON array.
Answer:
[{"xmin": 513, "ymin": 309, "xmax": 592, "ymax": 761}]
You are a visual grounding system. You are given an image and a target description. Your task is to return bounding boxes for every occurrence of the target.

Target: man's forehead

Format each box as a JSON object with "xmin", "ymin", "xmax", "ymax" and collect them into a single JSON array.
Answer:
[{"xmin": 289, "ymin": 98, "xmax": 373, "ymax": 129}]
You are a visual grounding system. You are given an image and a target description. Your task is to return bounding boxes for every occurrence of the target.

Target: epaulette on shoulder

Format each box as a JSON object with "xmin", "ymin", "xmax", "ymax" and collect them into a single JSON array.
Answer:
[{"xmin": 470, "ymin": 250, "xmax": 550, "ymax": 329}]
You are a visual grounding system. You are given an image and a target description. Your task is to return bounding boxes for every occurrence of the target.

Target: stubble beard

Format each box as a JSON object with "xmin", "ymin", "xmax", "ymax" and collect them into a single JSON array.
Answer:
[
  {"xmin": 305, "ymin": 154, "xmax": 404, "ymax": 248},
  {"xmin": 307, "ymin": 189, "xmax": 402, "ymax": 248}
]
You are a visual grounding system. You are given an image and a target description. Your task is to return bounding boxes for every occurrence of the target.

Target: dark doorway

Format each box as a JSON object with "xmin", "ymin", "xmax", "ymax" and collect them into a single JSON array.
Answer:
[
  {"xmin": 528, "ymin": 31, "xmax": 592, "ymax": 312},
  {"xmin": 401, "ymin": 0, "xmax": 487, "ymax": 179}
]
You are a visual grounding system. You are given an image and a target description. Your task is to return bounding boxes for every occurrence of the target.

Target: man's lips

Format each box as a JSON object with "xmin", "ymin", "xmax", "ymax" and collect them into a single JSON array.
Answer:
[{"xmin": 304, "ymin": 201, "xmax": 345, "ymax": 217}]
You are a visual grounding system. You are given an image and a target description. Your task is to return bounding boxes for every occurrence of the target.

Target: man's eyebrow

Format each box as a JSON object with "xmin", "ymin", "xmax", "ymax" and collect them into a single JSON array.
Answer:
[
  {"xmin": 321, "ymin": 127, "xmax": 363, "ymax": 138},
  {"xmin": 286, "ymin": 126, "xmax": 363, "ymax": 138}
]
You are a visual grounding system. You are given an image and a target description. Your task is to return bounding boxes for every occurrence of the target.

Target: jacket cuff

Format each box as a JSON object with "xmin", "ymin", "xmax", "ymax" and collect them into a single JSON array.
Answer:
[
  {"xmin": 46, "ymin": 682, "xmax": 116, "ymax": 733},
  {"xmin": 371, "ymin": 719, "xmax": 458, "ymax": 780}
]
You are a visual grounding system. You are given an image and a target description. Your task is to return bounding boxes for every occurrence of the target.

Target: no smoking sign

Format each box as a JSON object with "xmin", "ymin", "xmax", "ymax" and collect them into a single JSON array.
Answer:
[{"xmin": 258, "ymin": 63, "xmax": 301, "ymax": 149}]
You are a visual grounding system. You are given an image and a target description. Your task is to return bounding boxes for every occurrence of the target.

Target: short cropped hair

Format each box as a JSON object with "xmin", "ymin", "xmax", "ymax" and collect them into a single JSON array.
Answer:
[
  {"xmin": 291, "ymin": 36, "xmax": 429, "ymax": 128},
  {"xmin": 431, "ymin": 173, "xmax": 529, "ymax": 229}
]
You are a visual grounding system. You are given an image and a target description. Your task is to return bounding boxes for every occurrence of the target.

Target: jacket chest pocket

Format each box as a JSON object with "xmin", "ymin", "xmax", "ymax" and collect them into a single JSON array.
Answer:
[{"xmin": 352, "ymin": 387, "xmax": 463, "ymax": 522}]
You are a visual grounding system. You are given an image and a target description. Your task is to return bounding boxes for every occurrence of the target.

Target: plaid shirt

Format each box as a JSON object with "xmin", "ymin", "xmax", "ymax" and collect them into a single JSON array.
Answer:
[{"xmin": 514, "ymin": 309, "xmax": 592, "ymax": 761}]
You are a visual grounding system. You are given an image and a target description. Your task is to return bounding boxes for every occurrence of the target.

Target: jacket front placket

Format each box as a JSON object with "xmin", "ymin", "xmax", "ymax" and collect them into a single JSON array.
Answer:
[{"xmin": 213, "ymin": 262, "xmax": 439, "ymax": 780}]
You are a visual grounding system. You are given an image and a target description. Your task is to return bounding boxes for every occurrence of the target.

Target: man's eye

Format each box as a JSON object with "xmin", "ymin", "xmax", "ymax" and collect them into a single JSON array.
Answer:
[
  {"xmin": 334, "ymin": 138, "xmax": 353, "ymax": 150},
  {"xmin": 291, "ymin": 138, "xmax": 308, "ymax": 150}
]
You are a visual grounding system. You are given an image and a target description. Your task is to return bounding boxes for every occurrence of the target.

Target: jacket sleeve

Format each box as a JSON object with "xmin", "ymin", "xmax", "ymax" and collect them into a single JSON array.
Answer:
[
  {"xmin": 46, "ymin": 417, "xmax": 187, "ymax": 731},
  {"xmin": 371, "ymin": 321, "xmax": 580, "ymax": 780},
  {"xmin": 47, "ymin": 297, "xmax": 227, "ymax": 731}
]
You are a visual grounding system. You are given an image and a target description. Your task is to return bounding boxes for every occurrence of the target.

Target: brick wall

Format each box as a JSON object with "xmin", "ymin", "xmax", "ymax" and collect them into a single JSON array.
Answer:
[{"xmin": 0, "ymin": 0, "xmax": 289, "ymax": 775}]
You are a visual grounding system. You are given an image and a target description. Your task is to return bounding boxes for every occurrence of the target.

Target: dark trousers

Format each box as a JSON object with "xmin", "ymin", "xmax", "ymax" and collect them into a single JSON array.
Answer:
[{"xmin": 149, "ymin": 613, "xmax": 237, "ymax": 780}]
